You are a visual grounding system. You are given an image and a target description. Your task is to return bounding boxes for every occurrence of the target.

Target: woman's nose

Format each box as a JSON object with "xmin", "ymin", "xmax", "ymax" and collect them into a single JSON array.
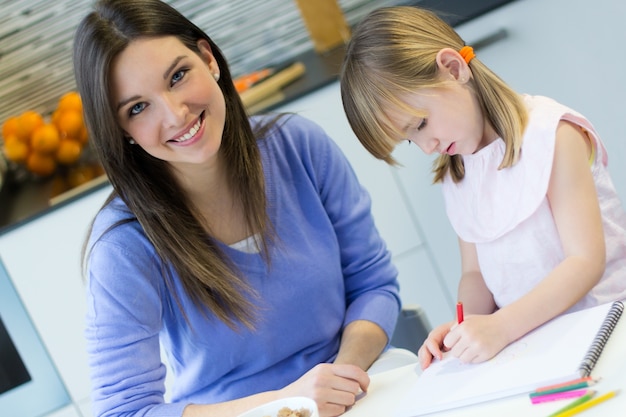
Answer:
[{"xmin": 160, "ymin": 93, "xmax": 187, "ymax": 127}]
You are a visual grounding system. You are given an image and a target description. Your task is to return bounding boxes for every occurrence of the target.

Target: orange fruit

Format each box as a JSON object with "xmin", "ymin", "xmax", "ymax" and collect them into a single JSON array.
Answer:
[
  {"xmin": 56, "ymin": 110, "xmax": 84, "ymax": 139},
  {"xmin": 2, "ymin": 116, "xmax": 19, "ymax": 140},
  {"xmin": 31, "ymin": 123, "xmax": 61, "ymax": 154},
  {"xmin": 58, "ymin": 92, "xmax": 82, "ymax": 112},
  {"xmin": 51, "ymin": 109, "xmax": 61, "ymax": 125},
  {"xmin": 56, "ymin": 138, "xmax": 82, "ymax": 165},
  {"xmin": 57, "ymin": 91, "xmax": 83, "ymax": 113},
  {"xmin": 26, "ymin": 152, "xmax": 57, "ymax": 177},
  {"xmin": 2, "ymin": 135, "xmax": 30, "ymax": 163},
  {"xmin": 16, "ymin": 110, "xmax": 44, "ymax": 142}
]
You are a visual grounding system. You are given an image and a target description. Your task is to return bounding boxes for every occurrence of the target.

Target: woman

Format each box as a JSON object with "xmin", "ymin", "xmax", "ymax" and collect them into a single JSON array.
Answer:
[{"xmin": 74, "ymin": 1, "xmax": 401, "ymax": 416}]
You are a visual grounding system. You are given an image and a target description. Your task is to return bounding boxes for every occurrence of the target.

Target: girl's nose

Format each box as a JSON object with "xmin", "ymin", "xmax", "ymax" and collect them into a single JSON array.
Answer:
[{"xmin": 419, "ymin": 138, "xmax": 439, "ymax": 155}]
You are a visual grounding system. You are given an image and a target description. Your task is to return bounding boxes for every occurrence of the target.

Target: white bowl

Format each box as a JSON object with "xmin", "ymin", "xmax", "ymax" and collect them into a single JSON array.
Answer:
[{"xmin": 237, "ymin": 396, "xmax": 319, "ymax": 417}]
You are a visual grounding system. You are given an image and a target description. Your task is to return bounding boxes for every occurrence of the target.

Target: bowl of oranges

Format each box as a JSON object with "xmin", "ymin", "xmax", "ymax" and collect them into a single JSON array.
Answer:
[{"xmin": 1, "ymin": 91, "xmax": 103, "ymax": 195}]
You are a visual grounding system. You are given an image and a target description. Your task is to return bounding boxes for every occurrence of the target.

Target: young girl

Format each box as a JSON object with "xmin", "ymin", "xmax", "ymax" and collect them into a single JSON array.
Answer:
[
  {"xmin": 340, "ymin": 6, "xmax": 626, "ymax": 368},
  {"xmin": 74, "ymin": 1, "xmax": 401, "ymax": 416}
]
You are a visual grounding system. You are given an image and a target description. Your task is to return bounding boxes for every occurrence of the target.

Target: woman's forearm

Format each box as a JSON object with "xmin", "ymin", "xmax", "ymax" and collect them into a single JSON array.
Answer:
[{"xmin": 333, "ymin": 320, "xmax": 388, "ymax": 371}]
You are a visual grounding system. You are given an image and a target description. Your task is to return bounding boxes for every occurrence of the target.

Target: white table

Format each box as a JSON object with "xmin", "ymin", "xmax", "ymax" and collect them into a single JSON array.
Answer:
[{"xmin": 347, "ymin": 311, "xmax": 626, "ymax": 417}]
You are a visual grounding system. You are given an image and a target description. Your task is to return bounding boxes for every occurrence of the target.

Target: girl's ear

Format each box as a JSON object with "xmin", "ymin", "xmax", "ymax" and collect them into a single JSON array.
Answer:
[
  {"xmin": 436, "ymin": 48, "xmax": 471, "ymax": 83},
  {"xmin": 197, "ymin": 39, "xmax": 220, "ymax": 76}
]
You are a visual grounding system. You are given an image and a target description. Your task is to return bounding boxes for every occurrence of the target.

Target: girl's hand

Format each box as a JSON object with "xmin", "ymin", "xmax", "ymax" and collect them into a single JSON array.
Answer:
[
  {"xmin": 281, "ymin": 363, "xmax": 369, "ymax": 417},
  {"xmin": 418, "ymin": 321, "xmax": 455, "ymax": 370},
  {"xmin": 443, "ymin": 314, "xmax": 510, "ymax": 364}
]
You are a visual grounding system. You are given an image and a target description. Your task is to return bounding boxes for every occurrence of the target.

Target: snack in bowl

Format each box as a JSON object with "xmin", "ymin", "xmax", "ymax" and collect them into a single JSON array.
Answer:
[
  {"xmin": 237, "ymin": 396, "xmax": 318, "ymax": 417},
  {"xmin": 270, "ymin": 406, "xmax": 311, "ymax": 417}
]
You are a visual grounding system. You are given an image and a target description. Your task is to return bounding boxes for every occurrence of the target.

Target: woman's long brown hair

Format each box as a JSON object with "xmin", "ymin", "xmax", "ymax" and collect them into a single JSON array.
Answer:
[{"xmin": 74, "ymin": 0, "xmax": 278, "ymax": 329}]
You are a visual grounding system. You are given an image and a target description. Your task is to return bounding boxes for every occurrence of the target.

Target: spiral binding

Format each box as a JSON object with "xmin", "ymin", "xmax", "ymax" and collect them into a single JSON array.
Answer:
[{"xmin": 579, "ymin": 300, "xmax": 624, "ymax": 376}]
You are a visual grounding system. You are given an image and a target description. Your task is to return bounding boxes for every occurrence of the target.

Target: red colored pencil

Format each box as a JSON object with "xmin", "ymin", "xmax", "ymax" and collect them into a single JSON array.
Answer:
[{"xmin": 456, "ymin": 301, "xmax": 464, "ymax": 324}]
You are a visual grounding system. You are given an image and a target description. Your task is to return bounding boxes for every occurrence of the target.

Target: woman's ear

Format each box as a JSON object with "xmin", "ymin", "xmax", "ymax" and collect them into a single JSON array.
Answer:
[
  {"xmin": 197, "ymin": 39, "xmax": 220, "ymax": 77},
  {"xmin": 436, "ymin": 48, "xmax": 471, "ymax": 83}
]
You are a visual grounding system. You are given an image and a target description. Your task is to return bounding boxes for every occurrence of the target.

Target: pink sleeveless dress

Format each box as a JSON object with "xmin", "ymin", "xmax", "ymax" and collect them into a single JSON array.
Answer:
[{"xmin": 442, "ymin": 95, "xmax": 626, "ymax": 312}]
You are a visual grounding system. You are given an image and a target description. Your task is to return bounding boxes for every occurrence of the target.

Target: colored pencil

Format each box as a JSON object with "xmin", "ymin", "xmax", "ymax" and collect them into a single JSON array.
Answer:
[
  {"xmin": 529, "ymin": 379, "xmax": 598, "ymax": 398},
  {"xmin": 546, "ymin": 391, "xmax": 597, "ymax": 417},
  {"xmin": 456, "ymin": 301, "xmax": 464, "ymax": 324},
  {"xmin": 551, "ymin": 390, "xmax": 618, "ymax": 417},
  {"xmin": 534, "ymin": 376, "xmax": 595, "ymax": 392},
  {"xmin": 530, "ymin": 389, "xmax": 590, "ymax": 404}
]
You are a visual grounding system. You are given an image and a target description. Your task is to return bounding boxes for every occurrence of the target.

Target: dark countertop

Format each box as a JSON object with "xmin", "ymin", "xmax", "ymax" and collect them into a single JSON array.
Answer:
[{"xmin": 0, "ymin": 0, "xmax": 515, "ymax": 235}]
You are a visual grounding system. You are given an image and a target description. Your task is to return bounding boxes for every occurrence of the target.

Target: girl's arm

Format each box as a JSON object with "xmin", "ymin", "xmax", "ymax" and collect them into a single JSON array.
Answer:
[
  {"xmin": 457, "ymin": 238, "xmax": 497, "ymax": 315},
  {"xmin": 444, "ymin": 120, "xmax": 606, "ymax": 363},
  {"xmin": 418, "ymin": 238, "xmax": 495, "ymax": 369},
  {"xmin": 493, "ymin": 121, "xmax": 605, "ymax": 344}
]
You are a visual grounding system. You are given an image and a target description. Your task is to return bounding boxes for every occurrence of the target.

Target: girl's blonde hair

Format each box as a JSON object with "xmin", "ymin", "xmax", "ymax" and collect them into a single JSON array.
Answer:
[{"xmin": 340, "ymin": 6, "xmax": 527, "ymax": 183}]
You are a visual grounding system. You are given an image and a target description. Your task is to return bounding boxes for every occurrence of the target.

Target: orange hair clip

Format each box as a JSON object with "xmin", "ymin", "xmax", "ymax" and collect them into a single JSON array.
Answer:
[{"xmin": 459, "ymin": 46, "xmax": 476, "ymax": 64}]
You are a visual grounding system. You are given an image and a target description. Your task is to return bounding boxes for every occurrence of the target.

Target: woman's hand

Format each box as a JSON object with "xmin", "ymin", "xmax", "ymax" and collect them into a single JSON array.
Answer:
[
  {"xmin": 442, "ymin": 313, "xmax": 511, "ymax": 364},
  {"xmin": 281, "ymin": 363, "xmax": 369, "ymax": 417},
  {"xmin": 418, "ymin": 321, "xmax": 455, "ymax": 370}
]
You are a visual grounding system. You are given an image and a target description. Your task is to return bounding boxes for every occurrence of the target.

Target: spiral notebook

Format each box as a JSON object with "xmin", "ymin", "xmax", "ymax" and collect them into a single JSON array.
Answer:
[{"xmin": 394, "ymin": 300, "xmax": 624, "ymax": 417}]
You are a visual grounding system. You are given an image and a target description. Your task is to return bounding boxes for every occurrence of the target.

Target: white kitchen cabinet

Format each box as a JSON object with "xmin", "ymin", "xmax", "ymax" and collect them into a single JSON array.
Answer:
[
  {"xmin": 0, "ymin": 185, "xmax": 111, "ymax": 415},
  {"xmin": 46, "ymin": 404, "xmax": 84, "ymax": 417},
  {"xmin": 76, "ymin": 397, "xmax": 93, "ymax": 417}
]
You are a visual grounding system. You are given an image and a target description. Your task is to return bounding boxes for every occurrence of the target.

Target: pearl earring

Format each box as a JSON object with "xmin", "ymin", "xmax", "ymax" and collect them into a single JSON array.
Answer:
[
  {"xmin": 128, "ymin": 138, "xmax": 136, "ymax": 145},
  {"xmin": 213, "ymin": 72, "xmax": 220, "ymax": 81}
]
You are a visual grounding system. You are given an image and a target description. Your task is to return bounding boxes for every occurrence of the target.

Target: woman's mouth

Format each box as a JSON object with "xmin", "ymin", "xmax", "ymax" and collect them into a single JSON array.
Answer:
[{"xmin": 169, "ymin": 112, "xmax": 204, "ymax": 143}]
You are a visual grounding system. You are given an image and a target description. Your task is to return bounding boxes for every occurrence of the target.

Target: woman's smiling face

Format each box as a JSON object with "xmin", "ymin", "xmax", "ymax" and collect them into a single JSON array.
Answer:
[{"xmin": 111, "ymin": 36, "xmax": 226, "ymax": 168}]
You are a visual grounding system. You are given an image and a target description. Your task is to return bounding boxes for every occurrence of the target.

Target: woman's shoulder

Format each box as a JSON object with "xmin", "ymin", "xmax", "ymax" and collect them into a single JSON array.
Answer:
[
  {"xmin": 253, "ymin": 113, "xmax": 338, "ymax": 157},
  {"xmin": 89, "ymin": 196, "xmax": 148, "ymax": 252},
  {"xmin": 87, "ymin": 197, "xmax": 164, "ymax": 286},
  {"xmin": 252, "ymin": 113, "xmax": 328, "ymax": 142}
]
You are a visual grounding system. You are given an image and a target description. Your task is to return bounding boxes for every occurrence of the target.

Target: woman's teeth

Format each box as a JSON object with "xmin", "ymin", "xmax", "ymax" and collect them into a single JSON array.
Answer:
[{"xmin": 173, "ymin": 118, "xmax": 201, "ymax": 142}]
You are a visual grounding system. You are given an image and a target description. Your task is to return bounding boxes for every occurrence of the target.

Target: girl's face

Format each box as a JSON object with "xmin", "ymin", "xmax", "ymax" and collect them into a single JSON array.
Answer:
[
  {"xmin": 111, "ymin": 36, "xmax": 225, "ymax": 169},
  {"xmin": 388, "ymin": 78, "xmax": 497, "ymax": 156}
]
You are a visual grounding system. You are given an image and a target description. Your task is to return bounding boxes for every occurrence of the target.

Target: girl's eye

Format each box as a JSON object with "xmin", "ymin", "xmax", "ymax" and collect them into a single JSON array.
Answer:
[
  {"xmin": 171, "ymin": 69, "xmax": 188, "ymax": 86},
  {"xmin": 405, "ymin": 119, "xmax": 427, "ymax": 142},
  {"xmin": 129, "ymin": 102, "xmax": 146, "ymax": 117}
]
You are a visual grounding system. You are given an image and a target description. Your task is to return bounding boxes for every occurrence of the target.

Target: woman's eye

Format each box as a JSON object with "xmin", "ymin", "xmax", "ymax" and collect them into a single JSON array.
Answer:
[
  {"xmin": 416, "ymin": 118, "xmax": 427, "ymax": 131},
  {"xmin": 129, "ymin": 102, "xmax": 146, "ymax": 117},
  {"xmin": 171, "ymin": 69, "xmax": 188, "ymax": 85}
]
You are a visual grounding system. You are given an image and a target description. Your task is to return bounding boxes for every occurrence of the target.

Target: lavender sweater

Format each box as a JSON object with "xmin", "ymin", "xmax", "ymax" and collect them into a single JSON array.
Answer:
[{"xmin": 85, "ymin": 114, "xmax": 400, "ymax": 417}]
